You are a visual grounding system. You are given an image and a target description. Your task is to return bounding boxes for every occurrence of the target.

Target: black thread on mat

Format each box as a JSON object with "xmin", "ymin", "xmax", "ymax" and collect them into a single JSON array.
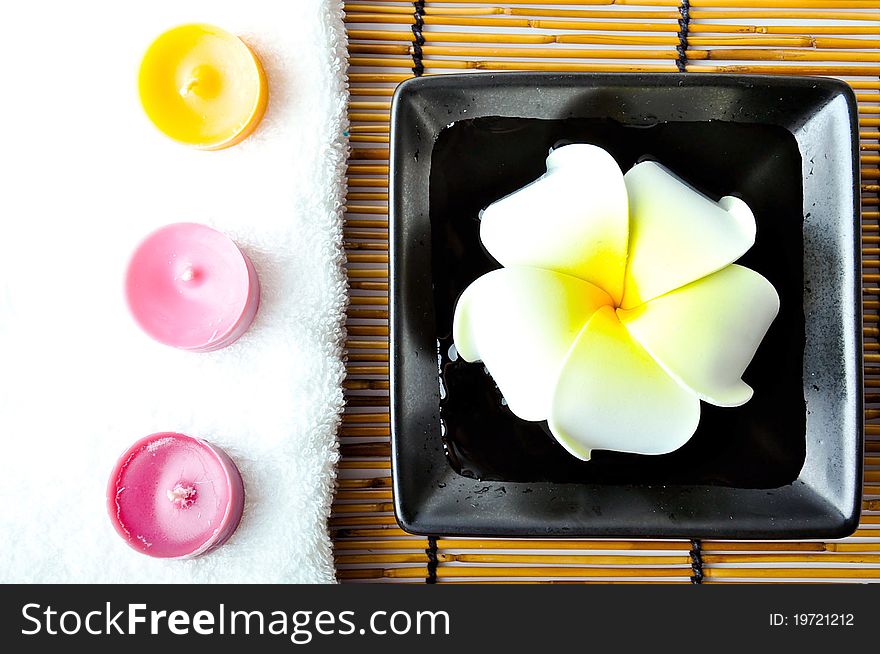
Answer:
[
  {"xmin": 676, "ymin": 0, "xmax": 691, "ymax": 73},
  {"xmin": 411, "ymin": 1, "xmax": 426, "ymax": 77},
  {"xmin": 426, "ymin": 536, "xmax": 439, "ymax": 584},
  {"xmin": 689, "ymin": 539, "xmax": 704, "ymax": 584}
]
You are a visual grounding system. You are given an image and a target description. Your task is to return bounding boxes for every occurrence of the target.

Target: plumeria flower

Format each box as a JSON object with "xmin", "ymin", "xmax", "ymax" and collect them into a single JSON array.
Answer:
[{"xmin": 453, "ymin": 144, "xmax": 779, "ymax": 461}]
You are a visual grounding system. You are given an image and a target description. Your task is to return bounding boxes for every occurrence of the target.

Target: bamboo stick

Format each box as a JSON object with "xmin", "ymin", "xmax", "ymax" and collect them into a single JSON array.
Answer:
[
  {"xmin": 358, "ymin": 0, "xmax": 880, "ymax": 8},
  {"xmin": 332, "ymin": 534, "xmax": 880, "ymax": 554},
  {"xmin": 333, "ymin": 525, "xmax": 412, "ymax": 547},
  {"xmin": 338, "ymin": 565, "xmax": 880, "ymax": 581},
  {"xmin": 331, "ymin": 502, "xmax": 395, "ymax": 514},
  {"xmin": 339, "ymin": 425, "xmax": 391, "ymax": 436},
  {"xmin": 349, "ymin": 113, "xmax": 392, "ymax": 123},
  {"xmin": 351, "ymin": 56, "xmax": 678, "ymax": 72},
  {"xmin": 347, "ymin": 14, "xmax": 880, "ymax": 36},
  {"xmin": 340, "ymin": 567, "xmax": 694, "ymax": 580},
  {"xmin": 344, "ymin": 219, "xmax": 388, "ymax": 229},
  {"xmin": 439, "ymin": 580, "xmax": 695, "ymax": 584},
  {"xmin": 531, "ymin": 9, "xmax": 880, "ymax": 22},
  {"xmin": 706, "ymin": 553, "xmax": 880, "ymax": 564},
  {"xmin": 348, "ymin": 352, "xmax": 390, "ymax": 363},
  {"xmin": 342, "ymin": 551, "xmax": 880, "ymax": 566},
  {"xmin": 349, "ymin": 73, "xmax": 410, "ymax": 84},
  {"xmin": 417, "ymin": 45, "xmax": 880, "ymax": 62},
  {"xmin": 346, "ymin": 325, "xmax": 388, "ymax": 336},
  {"xmin": 343, "ymin": 379, "xmax": 389, "ymax": 390},
  {"xmin": 335, "ymin": 539, "xmax": 682, "ymax": 551},
  {"xmin": 340, "ymin": 414, "xmax": 390, "ymax": 426},
  {"xmin": 338, "ymin": 460, "xmax": 391, "ymax": 470},
  {"xmin": 705, "ymin": 568, "xmax": 880, "ymax": 579},
  {"xmin": 336, "ymin": 477, "xmax": 392, "ymax": 490},
  {"xmin": 347, "ymin": 165, "xmax": 389, "ymax": 176},
  {"xmin": 350, "ymin": 87, "xmax": 396, "ymax": 97},
  {"xmin": 345, "ymin": 325, "xmax": 388, "ymax": 336},
  {"xmin": 335, "ymin": 490, "xmax": 394, "ymax": 501},
  {"xmin": 345, "ymin": 339, "xmax": 389, "ymax": 350},
  {"xmin": 347, "ymin": 3, "xmax": 493, "ymax": 15},
  {"xmin": 340, "ymin": 552, "xmax": 697, "ymax": 566},
  {"xmin": 350, "ymin": 135, "xmax": 390, "ymax": 144},
  {"xmin": 329, "ymin": 515, "xmax": 398, "ymax": 528},
  {"xmin": 350, "ymin": 101, "xmax": 393, "ymax": 111},
  {"xmin": 344, "ymin": 231, "xmax": 386, "ymax": 241},
  {"xmin": 336, "ymin": 445, "xmax": 390, "ymax": 458},
  {"xmin": 347, "ymin": 177, "xmax": 389, "ymax": 188},
  {"xmin": 448, "ymin": 553, "xmax": 690, "ymax": 565},
  {"xmin": 336, "ymin": 553, "xmax": 429, "ymax": 565},
  {"xmin": 350, "ymin": 29, "xmax": 880, "ymax": 49},
  {"xmin": 359, "ymin": 43, "xmax": 674, "ymax": 59},
  {"xmin": 349, "ymin": 149, "xmax": 390, "ymax": 161},
  {"xmin": 336, "ymin": 569, "xmax": 422, "ymax": 581},
  {"xmin": 690, "ymin": 541, "xmax": 830, "ymax": 552},
  {"xmin": 347, "ymin": 306, "xmax": 388, "ymax": 318},
  {"xmin": 346, "ymin": 3, "xmax": 880, "ymax": 22},
  {"xmin": 706, "ymin": 49, "xmax": 880, "ymax": 62},
  {"xmin": 346, "ymin": 192, "xmax": 389, "ymax": 202},
  {"xmin": 345, "ymin": 396, "xmax": 390, "ymax": 408},
  {"xmin": 349, "ymin": 281, "xmax": 389, "ymax": 291},
  {"xmin": 348, "ymin": 252, "xmax": 388, "ymax": 263},
  {"xmin": 346, "ymin": 268, "xmax": 387, "ymax": 279},
  {"xmin": 351, "ymin": 56, "xmax": 880, "ymax": 77},
  {"xmin": 349, "ymin": 125, "xmax": 390, "ymax": 135},
  {"xmin": 333, "ymin": 538, "xmax": 851, "ymax": 553},
  {"xmin": 346, "ymin": 244, "xmax": 388, "ymax": 254}
]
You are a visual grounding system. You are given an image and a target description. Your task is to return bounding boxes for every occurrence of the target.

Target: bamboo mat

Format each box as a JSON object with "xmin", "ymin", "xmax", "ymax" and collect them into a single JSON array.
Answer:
[{"xmin": 334, "ymin": 0, "xmax": 880, "ymax": 583}]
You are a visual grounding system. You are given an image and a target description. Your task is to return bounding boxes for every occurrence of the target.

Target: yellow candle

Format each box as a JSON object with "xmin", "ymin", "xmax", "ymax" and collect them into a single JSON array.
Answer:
[{"xmin": 139, "ymin": 24, "xmax": 268, "ymax": 150}]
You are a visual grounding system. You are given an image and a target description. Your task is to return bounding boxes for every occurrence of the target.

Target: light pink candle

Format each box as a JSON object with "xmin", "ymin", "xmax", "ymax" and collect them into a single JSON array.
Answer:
[
  {"xmin": 107, "ymin": 433, "xmax": 245, "ymax": 558},
  {"xmin": 126, "ymin": 223, "xmax": 260, "ymax": 352}
]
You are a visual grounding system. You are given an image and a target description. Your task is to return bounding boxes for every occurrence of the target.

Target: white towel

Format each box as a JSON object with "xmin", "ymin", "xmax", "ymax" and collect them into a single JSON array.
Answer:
[{"xmin": 0, "ymin": 0, "xmax": 348, "ymax": 583}]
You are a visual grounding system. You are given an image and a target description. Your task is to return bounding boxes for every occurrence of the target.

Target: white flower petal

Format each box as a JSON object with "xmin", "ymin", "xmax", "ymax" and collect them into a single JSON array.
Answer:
[
  {"xmin": 548, "ymin": 306, "xmax": 701, "ymax": 461},
  {"xmin": 617, "ymin": 264, "xmax": 779, "ymax": 407},
  {"xmin": 621, "ymin": 160, "xmax": 756, "ymax": 309},
  {"xmin": 453, "ymin": 267, "xmax": 612, "ymax": 422},
  {"xmin": 479, "ymin": 144, "xmax": 629, "ymax": 305}
]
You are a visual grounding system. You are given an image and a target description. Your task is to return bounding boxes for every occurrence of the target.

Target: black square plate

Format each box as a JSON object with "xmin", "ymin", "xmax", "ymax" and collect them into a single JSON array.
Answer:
[{"xmin": 389, "ymin": 73, "xmax": 862, "ymax": 539}]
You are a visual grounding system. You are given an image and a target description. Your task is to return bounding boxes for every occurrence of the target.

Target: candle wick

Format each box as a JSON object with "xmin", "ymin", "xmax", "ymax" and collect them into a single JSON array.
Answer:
[
  {"xmin": 180, "ymin": 76, "xmax": 199, "ymax": 97},
  {"xmin": 180, "ymin": 266, "xmax": 196, "ymax": 282},
  {"xmin": 167, "ymin": 483, "xmax": 197, "ymax": 509}
]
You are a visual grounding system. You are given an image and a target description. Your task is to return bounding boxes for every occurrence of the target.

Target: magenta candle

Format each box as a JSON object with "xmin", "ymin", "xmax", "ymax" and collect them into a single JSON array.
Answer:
[
  {"xmin": 126, "ymin": 223, "xmax": 260, "ymax": 352},
  {"xmin": 107, "ymin": 433, "xmax": 245, "ymax": 558}
]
